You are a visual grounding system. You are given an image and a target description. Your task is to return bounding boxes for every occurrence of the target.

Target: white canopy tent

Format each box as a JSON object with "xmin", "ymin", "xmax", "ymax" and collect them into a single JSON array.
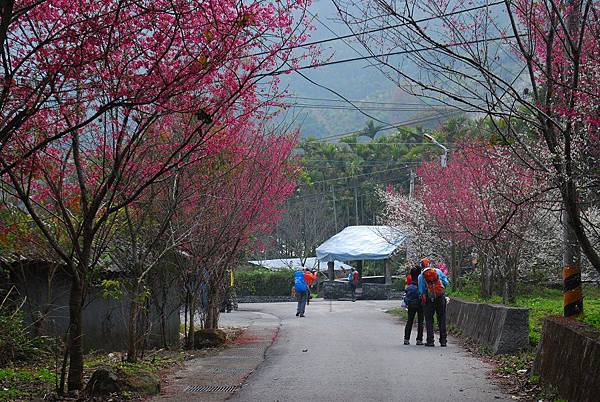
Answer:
[
  {"xmin": 316, "ymin": 226, "xmax": 405, "ymax": 262},
  {"xmin": 248, "ymin": 257, "xmax": 353, "ymax": 272},
  {"xmin": 316, "ymin": 225, "xmax": 406, "ymax": 284}
]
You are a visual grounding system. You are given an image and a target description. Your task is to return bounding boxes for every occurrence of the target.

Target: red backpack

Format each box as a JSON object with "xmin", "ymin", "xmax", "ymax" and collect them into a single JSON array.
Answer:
[{"xmin": 423, "ymin": 268, "xmax": 445, "ymax": 300}]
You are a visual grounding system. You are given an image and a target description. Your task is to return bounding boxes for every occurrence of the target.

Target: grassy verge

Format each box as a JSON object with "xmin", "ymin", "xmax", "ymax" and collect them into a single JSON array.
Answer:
[
  {"xmin": 447, "ymin": 283, "xmax": 600, "ymax": 345},
  {"xmin": 385, "ymin": 307, "xmax": 408, "ymax": 320},
  {"xmin": 0, "ymin": 366, "xmax": 56, "ymax": 400}
]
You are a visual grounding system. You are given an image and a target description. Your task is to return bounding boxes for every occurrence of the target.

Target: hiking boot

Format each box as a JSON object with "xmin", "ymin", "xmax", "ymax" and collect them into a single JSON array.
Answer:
[
  {"xmin": 440, "ymin": 341, "xmax": 447, "ymax": 347},
  {"xmin": 416, "ymin": 340, "xmax": 423, "ymax": 345},
  {"xmin": 424, "ymin": 343, "xmax": 435, "ymax": 347},
  {"xmin": 296, "ymin": 312, "xmax": 300, "ymax": 317},
  {"xmin": 404, "ymin": 340, "xmax": 410, "ymax": 345},
  {"xmin": 299, "ymin": 314, "xmax": 305, "ymax": 317}
]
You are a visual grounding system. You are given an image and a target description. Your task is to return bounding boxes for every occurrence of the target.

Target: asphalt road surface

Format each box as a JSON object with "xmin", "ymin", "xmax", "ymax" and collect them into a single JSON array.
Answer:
[{"xmin": 229, "ymin": 299, "xmax": 512, "ymax": 402}]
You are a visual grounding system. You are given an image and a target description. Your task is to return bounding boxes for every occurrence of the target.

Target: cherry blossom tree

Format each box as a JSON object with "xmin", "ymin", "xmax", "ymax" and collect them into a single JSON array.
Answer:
[
  {"xmin": 174, "ymin": 127, "xmax": 298, "ymax": 345},
  {"xmin": 0, "ymin": 0, "xmax": 313, "ymax": 391},
  {"xmin": 334, "ymin": 0, "xmax": 599, "ymax": 314},
  {"xmin": 380, "ymin": 140, "xmax": 557, "ymax": 302}
]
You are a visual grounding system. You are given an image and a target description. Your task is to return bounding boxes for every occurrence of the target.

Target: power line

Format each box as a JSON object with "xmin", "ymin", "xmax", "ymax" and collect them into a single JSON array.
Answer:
[
  {"xmin": 301, "ymin": 110, "xmax": 461, "ymax": 142},
  {"xmin": 285, "ymin": 96, "xmax": 449, "ymax": 106},
  {"xmin": 300, "ymin": 166, "xmax": 411, "ymax": 185},
  {"xmin": 302, "ymin": 142, "xmax": 448, "ymax": 146},
  {"xmin": 261, "ymin": 34, "xmax": 519, "ymax": 77},
  {"xmin": 251, "ymin": 1, "xmax": 505, "ymax": 57},
  {"xmin": 301, "ymin": 159, "xmax": 425, "ymax": 164},
  {"xmin": 279, "ymin": 103, "xmax": 454, "ymax": 112},
  {"xmin": 293, "ymin": 176, "xmax": 411, "ymax": 199}
]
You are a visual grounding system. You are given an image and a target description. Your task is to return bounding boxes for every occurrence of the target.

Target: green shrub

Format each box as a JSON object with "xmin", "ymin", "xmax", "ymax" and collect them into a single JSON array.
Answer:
[
  {"xmin": 0, "ymin": 301, "xmax": 48, "ymax": 365},
  {"xmin": 235, "ymin": 269, "xmax": 294, "ymax": 296}
]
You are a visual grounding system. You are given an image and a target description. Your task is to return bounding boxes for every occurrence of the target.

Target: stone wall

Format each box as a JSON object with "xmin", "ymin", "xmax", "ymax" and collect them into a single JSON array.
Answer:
[
  {"xmin": 446, "ymin": 298, "xmax": 529, "ymax": 354},
  {"xmin": 533, "ymin": 316, "xmax": 600, "ymax": 402},
  {"xmin": 323, "ymin": 281, "xmax": 348, "ymax": 299},
  {"xmin": 361, "ymin": 283, "xmax": 391, "ymax": 300}
]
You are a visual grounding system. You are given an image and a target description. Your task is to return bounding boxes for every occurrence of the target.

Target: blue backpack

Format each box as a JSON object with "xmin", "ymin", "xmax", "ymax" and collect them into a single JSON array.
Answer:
[
  {"xmin": 404, "ymin": 283, "xmax": 420, "ymax": 306},
  {"xmin": 294, "ymin": 271, "xmax": 308, "ymax": 292}
]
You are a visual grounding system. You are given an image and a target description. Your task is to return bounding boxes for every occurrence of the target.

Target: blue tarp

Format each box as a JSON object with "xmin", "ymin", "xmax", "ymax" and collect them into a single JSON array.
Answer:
[{"xmin": 316, "ymin": 226, "xmax": 405, "ymax": 262}]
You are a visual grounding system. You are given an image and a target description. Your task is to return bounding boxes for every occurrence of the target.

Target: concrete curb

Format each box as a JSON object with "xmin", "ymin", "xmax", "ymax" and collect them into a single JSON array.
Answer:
[{"xmin": 152, "ymin": 311, "xmax": 281, "ymax": 402}]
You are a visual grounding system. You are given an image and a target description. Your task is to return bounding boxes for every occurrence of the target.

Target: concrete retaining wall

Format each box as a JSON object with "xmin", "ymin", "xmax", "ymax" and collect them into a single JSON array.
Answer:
[
  {"xmin": 446, "ymin": 298, "xmax": 529, "ymax": 354},
  {"xmin": 323, "ymin": 281, "xmax": 348, "ymax": 299},
  {"xmin": 361, "ymin": 283, "xmax": 391, "ymax": 300},
  {"xmin": 238, "ymin": 296, "xmax": 295, "ymax": 303},
  {"xmin": 533, "ymin": 316, "xmax": 600, "ymax": 402}
]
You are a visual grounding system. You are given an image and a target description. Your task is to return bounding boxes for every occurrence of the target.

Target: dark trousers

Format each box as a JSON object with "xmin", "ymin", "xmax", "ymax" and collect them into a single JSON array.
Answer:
[
  {"xmin": 424, "ymin": 296, "xmax": 447, "ymax": 344},
  {"xmin": 404, "ymin": 304, "xmax": 423, "ymax": 341},
  {"xmin": 350, "ymin": 283, "xmax": 356, "ymax": 301},
  {"xmin": 296, "ymin": 291, "xmax": 308, "ymax": 315}
]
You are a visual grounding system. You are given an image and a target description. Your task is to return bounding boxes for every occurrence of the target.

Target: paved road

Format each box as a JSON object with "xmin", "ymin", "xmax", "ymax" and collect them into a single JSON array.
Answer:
[{"xmin": 230, "ymin": 299, "xmax": 512, "ymax": 402}]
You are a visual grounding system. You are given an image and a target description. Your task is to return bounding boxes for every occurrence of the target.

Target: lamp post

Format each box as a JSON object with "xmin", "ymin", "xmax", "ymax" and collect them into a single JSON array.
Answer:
[
  {"xmin": 423, "ymin": 133, "xmax": 448, "ymax": 168},
  {"xmin": 423, "ymin": 133, "xmax": 455, "ymax": 286}
]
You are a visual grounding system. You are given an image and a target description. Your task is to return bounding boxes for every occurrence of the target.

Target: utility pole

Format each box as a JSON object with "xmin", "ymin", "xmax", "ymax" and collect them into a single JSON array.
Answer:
[
  {"xmin": 354, "ymin": 186, "xmax": 359, "ymax": 225},
  {"xmin": 331, "ymin": 185, "xmax": 338, "ymax": 232}
]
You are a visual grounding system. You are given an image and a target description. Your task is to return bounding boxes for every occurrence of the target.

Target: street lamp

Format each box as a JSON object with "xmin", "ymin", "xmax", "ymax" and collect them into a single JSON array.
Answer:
[
  {"xmin": 424, "ymin": 132, "xmax": 454, "ymax": 283},
  {"xmin": 423, "ymin": 133, "xmax": 448, "ymax": 168}
]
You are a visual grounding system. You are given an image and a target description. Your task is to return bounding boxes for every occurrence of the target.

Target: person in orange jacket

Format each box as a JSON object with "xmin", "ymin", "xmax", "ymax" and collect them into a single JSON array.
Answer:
[{"xmin": 304, "ymin": 267, "xmax": 317, "ymax": 305}]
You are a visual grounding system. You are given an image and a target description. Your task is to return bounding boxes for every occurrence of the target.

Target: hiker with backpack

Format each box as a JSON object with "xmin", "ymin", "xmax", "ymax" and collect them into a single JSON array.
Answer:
[
  {"xmin": 418, "ymin": 261, "xmax": 449, "ymax": 347},
  {"xmin": 304, "ymin": 267, "xmax": 317, "ymax": 305},
  {"xmin": 294, "ymin": 269, "xmax": 309, "ymax": 317},
  {"xmin": 403, "ymin": 267, "xmax": 424, "ymax": 345}
]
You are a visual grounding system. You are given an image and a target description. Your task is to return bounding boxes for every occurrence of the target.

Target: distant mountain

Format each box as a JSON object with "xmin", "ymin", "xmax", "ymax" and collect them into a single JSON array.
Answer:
[
  {"xmin": 279, "ymin": 0, "xmax": 445, "ymax": 138},
  {"xmin": 278, "ymin": 0, "xmax": 516, "ymax": 139}
]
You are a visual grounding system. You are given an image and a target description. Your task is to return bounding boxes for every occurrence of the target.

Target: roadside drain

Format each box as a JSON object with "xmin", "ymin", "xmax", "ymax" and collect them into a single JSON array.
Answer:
[{"xmin": 184, "ymin": 385, "xmax": 240, "ymax": 393}]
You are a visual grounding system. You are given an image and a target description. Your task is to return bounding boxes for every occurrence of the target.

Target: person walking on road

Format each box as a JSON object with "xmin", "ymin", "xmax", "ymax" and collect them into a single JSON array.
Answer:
[
  {"xmin": 418, "ymin": 263, "xmax": 449, "ymax": 347},
  {"xmin": 349, "ymin": 268, "xmax": 360, "ymax": 302},
  {"xmin": 294, "ymin": 269, "xmax": 309, "ymax": 317},
  {"xmin": 403, "ymin": 267, "xmax": 424, "ymax": 345},
  {"xmin": 304, "ymin": 268, "xmax": 317, "ymax": 305}
]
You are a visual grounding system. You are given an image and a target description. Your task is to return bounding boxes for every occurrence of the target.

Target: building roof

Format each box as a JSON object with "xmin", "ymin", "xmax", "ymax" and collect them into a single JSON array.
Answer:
[
  {"xmin": 248, "ymin": 257, "xmax": 353, "ymax": 271},
  {"xmin": 316, "ymin": 225, "xmax": 406, "ymax": 262}
]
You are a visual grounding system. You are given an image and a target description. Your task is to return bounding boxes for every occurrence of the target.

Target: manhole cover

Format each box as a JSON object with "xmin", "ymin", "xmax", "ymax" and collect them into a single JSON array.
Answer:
[{"xmin": 184, "ymin": 385, "xmax": 239, "ymax": 393}]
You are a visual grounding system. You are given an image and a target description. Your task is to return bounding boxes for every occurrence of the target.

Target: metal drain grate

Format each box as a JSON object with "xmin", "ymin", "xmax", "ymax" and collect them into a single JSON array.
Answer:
[{"xmin": 184, "ymin": 385, "xmax": 239, "ymax": 393}]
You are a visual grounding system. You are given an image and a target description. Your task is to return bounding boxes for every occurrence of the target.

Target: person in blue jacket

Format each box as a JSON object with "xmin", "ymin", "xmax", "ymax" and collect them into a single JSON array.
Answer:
[
  {"xmin": 294, "ymin": 269, "xmax": 309, "ymax": 317},
  {"xmin": 403, "ymin": 266, "xmax": 423, "ymax": 345}
]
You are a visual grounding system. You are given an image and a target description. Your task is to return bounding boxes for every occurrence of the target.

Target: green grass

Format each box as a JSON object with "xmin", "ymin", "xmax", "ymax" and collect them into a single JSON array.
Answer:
[
  {"xmin": 448, "ymin": 284, "xmax": 600, "ymax": 345},
  {"xmin": 385, "ymin": 307, "xmax": 408, "ymax": 320},
  {"xmin": 0, "ymin": 367, "xmax": 56, "ymax": 400}
]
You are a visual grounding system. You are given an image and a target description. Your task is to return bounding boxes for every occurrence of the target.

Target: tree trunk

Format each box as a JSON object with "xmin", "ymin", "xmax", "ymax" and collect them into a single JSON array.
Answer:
[
  {"xmin": 205, "ymin": 287, "xmax": 221, "ymax": 330},
  {"xmin": 449, "ymin": 243, "xmax": 462, "ymax": 289},
  {"xmin": 479, "ymin": 253, "xmax": 492, "ymax": 298},
  {"xmin": 127, "ymin": 298, "xmax": 140, "ymax": 363},
  {"xmin": 563, "ymin": 207, "xmax": 583, "ymax": 316},
  {"xmin": 66, "ymin": 279, "xmax": 84, "ymax": 392},
  {"xmin": 186, "ymin": 296, "xmax": 195, "ymax": 349}
]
